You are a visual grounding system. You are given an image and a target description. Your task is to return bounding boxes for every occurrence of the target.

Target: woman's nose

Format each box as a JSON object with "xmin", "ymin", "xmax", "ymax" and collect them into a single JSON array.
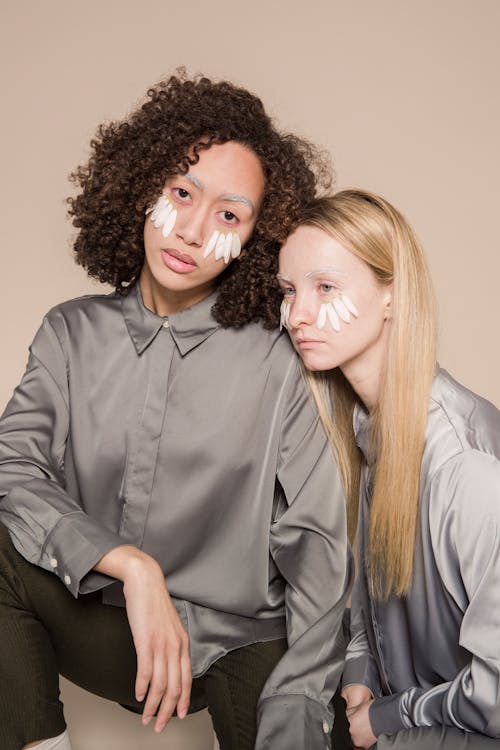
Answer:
[
  {"xmin": 175, "ymin": 210, "xmax": 204, "ymax": 247},
  {"xmin": 287, "ymin": 295, "xmax": 317, "ymax": 329}
]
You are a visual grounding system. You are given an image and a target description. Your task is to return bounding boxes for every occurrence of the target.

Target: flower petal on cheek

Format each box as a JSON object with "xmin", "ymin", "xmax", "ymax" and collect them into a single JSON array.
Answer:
[
  {"xmin": 326, "ymin": 303, "xmax": 341, "ymax": 332},
  {"xmin": 161, "ymin": 208, "xmax": 177, "ymax": 238},
  {"xmin": 231, "ymin": 233, "xmax": 241, "ymax": 259},
  {"xmin": 280, "ymin": 299, "xmax": 288, "ymax": 331},
  {"xmin": 214, "ymin": 233, "xmax": 226, "ymax": 260},
  {"xmin": 342, "ymin": 294, "xmax": 359, "ymax": 317},
  {"xmin": 151, "ymin": 196, "xmax": 171, "ymax": 224},
  {"xmin": 316, "ymin": 303, "xmax": 327, "ymax": 329},
  {"xmin": 203, "ymin": 231, "xmax": 220, "ymax": 258},
  {"xmin": 223, "ymin": 233, "xmax": 233, "ymax": 264},
  {"xmin": 333, "ymin": 296, "xmax": 351, "ymax": 323}
]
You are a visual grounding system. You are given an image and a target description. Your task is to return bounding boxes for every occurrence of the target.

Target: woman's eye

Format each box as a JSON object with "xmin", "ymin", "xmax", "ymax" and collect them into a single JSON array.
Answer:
[
  {"xmin": 282, "ymin": 286, "xmax": 295, "ymax": 297},
  {"xmin": 219, "ymin": 210, "xmax": 239, "ymax": 225},
  {"xmin": 319, "ymin": 283, "xmax": 335, "ymax": 294},
  {"xmin": 172, "ymin": 187, "xmax": 191, "ymax": 201}
]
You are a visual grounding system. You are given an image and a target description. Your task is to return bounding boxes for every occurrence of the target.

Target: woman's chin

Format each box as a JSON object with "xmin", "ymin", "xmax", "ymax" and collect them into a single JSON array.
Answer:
[{"xmin": 299, "ymin": 351, "xmax": 339, "ymax": 372}]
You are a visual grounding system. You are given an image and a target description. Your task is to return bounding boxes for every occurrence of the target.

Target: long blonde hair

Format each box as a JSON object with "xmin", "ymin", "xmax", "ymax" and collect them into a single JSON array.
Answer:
[{"xmin": 301, "ymin": 190, "xmax": 437, "ymax": 599}]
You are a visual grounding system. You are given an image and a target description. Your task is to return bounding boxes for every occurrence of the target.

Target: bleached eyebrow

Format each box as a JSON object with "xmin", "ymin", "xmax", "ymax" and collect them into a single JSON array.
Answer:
[
  {"xmin": 276, "ymin": 273, "xmax": 292, "ymax": 283},
  {"xmin": 306, "ymin": 267, "xmax": 347, "ymax": 279},
  {"xmin": 220, "ymin": 194, "xmax": 255, "ymax": 214},
  {"xmin": 184, "ymin": 172, "xmax": 203, "ymax": 190},
  {"xmin": 179, "ymin": 176, "xmax": 255, "ymax": 215}
]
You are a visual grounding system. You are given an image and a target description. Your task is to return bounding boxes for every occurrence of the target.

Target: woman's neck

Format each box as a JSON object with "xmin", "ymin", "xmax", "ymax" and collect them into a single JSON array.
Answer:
[
  {"xmin": 139, "ymin": 265, "xmax": 215, "ymax": 317},
  {"xmin": 340, "ymin": 325, "xmax": 390, "ymax": 412}
]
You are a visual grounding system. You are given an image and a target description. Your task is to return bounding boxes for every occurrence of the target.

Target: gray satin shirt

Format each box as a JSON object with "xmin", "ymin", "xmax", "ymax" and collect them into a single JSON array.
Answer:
[
  {"xmin": 343, "ymin": 368, "xmax": 500, "ymax": 739},
  {"xmin": 0, "ymin": 284, "xmax": 352, "ymax": 749}
]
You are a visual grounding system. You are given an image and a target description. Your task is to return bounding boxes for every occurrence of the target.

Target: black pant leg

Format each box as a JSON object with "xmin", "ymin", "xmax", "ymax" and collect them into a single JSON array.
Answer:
[
  {"xmin": 0, "ymin": 524, "xmax": 142, "ymax": 749},
  {"xmin": 203, "ymin": 639, "xmax": 288, "ymax": 750},
  {"xmin": 331, "ymin": 691, "xmax": 353, "ymax": 749}
]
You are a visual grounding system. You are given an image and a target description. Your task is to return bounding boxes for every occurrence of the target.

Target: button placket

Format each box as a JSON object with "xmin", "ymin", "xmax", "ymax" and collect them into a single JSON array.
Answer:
[{"xmin": 118, "ymin": 331, "xmax": 175, "ymax": 546}]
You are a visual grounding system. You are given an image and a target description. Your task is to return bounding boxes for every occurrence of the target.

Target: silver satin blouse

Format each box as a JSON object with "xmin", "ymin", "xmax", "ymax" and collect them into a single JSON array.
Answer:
[
  {"xmin": 0, "ymin": 283, "xmax": 352, "ymax": 749},
  {"xmin": 343, "ymin": 368, "xmax": 500, "ymax": 739}
]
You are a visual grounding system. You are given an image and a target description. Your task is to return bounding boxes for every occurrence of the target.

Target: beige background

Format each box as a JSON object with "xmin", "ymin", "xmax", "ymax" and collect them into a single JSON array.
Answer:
[{"xmin": 1, "ymin": 1, "xmax": 499, "ymax": 748}]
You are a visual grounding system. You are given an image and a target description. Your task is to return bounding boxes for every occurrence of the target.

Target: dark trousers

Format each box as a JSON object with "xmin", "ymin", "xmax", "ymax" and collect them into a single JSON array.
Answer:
[{"xmin": 0, "ymin": 525, "xmax": 350, "ymax": 750}]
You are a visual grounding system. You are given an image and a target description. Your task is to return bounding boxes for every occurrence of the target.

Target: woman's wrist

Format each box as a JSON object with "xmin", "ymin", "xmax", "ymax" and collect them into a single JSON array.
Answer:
[{"xmin": 94, "ymin": 544, "xmax": 160, "ymax": 582}]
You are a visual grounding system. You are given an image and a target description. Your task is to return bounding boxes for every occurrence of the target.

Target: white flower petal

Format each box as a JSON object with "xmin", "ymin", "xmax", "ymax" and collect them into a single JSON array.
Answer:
[
  {"xmin": 280, "ymin": 300, "xmax": 287, "ymax": 330},
  {"xmin": 153, "ymin": 205, "xmax": 173, "ymax": 228},
  {"xmin": 326, "ymin": 303, "xmax": 341, "ymax": 331},
  {"xmin": 214, "ymin": 233, "xmax": 226, "ymax": 260},
  {"xmin": 223, "ymin": 233, "xmax": 233, "ymax": 264},
  {"xmin": 151, "ymin": 196, "xmax": 168, "ymax": 221},
  {"xmin": 342, "ymin": 294, "xmax": 359, "ymax": 318},
  {"xmin": 333, "ymin": 296, "xmax": 351, "ymax": 323},
  {"xmin": 203, "ymin": 231, "xmax": 219, "ymax": 258},
  {"xmin": 316, "ymin": 303, "xmax": 327, "ymax": 329},
  {"xmin": 231, "ymin": 233, "xmax": 241, "ymax": 259},
  {"xmin": 161, "ymin": 208, "xmax": 177, "ymax": 238}
]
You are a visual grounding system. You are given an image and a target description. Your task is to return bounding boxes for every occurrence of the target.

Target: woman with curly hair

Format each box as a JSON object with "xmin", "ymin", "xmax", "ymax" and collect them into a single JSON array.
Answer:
[
  {"xmin": 278, "ymin": 190, "xmax": 500, "ymax": 749},
  {"xmin": 0, "ymin": 73, "xmax": 352, "ymax": 750}
]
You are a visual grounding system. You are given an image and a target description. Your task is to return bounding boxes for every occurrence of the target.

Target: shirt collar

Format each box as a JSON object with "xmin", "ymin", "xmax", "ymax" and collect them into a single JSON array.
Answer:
[
  {"xmin": 353, "ymin": 401, "xmax": 371, "ymax": 461},
  {"xmin": 121, "ymin": 283, "xmax": 221, "ymax": 356}
]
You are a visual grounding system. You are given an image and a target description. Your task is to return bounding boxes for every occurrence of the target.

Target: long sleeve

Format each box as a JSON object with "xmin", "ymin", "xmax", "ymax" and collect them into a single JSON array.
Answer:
[
  {"xmin": 369, "ymin": 450, "xmax": 500, "ymax": 738},
  {"xmin": 342, "ymin": 474, "xmax": 382, "ymax": 699},
  {"xmin": 342, "ymin": 579, "xmax": 381, "ymax": 699},
  {"xmin": 255, "ymin": 363, "xmax": 353, "ymax": 750},
  {"xmin": 0, "ymin": 316, "xmax": 124, "ymax": 596}
]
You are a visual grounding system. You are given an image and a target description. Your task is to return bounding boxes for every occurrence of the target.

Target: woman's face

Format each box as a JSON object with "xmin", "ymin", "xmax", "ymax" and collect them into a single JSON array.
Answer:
[
  {"xmin": 142, "ymin": 141, "xmax": 265, "ymax": 309},
  {"xmin": 278, "ymin": 225, "xmax": 391, "ymax": 375}
]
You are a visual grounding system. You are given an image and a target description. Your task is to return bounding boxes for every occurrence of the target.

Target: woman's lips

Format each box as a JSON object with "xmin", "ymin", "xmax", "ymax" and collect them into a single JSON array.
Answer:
[
  {"xmin": 295, "ymin": 338, "xmax": 324, "ymax": 349},
  {"xmin": 161, "ymin": 249, "xmax": 197, "ymax": 274}
]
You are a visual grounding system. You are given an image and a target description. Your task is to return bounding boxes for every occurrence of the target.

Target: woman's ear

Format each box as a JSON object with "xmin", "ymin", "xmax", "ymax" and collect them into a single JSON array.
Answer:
[{"xmin": 383, "ymin": 284, "xmax": 393, "ymax": 320}]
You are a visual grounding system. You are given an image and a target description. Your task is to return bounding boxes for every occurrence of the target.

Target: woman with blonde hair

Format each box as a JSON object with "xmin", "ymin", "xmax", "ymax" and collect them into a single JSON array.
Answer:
[{"xmin": 278, "ymin": 189, "xmax": 500, "ymax": 749}]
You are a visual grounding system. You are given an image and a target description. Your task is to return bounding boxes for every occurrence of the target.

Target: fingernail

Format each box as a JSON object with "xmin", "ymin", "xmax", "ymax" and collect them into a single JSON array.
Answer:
[
  {"xmin": 178, "ymin": 707, "xmax": 187, "ymax": 720},
  {"xmin": 142, "ymin": 715, "xmax": 151, "ymax": 726}
]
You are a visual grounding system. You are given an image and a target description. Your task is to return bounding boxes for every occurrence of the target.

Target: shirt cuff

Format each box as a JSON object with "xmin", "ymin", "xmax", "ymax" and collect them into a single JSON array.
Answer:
[
  {"xmin": 369, "ymin": 693, "xmax": 406, "ymax": 737},
  {"xmin": 342, "ymin": 654, "xmax": 381, "ymax": 699},
  {"xmin": 256, "ymin": 694, "xmax": 334, "ymax": 750},
  {"xmin": 41, "ymin": 511, "xmax": 124, "ymax": 597}
]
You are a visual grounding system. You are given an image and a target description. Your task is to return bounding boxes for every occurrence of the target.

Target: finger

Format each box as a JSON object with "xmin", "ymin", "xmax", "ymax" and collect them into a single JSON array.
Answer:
[
  {"xmin": 142, "ymin": 658, "xmax": 168, "ymax": 726},
  {"xmin": 176, "ymin": 639, "xmax": 192, "ymax": 719},
  {"xmin": 154, "ymin": 643, "xmax": 182, "ymax": 732},
  {"xmin": 135, "ymin": 645, "xmax": 153, "ymax": 703}
]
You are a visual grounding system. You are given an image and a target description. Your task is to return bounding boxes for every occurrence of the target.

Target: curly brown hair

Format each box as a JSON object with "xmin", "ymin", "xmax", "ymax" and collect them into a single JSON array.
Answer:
[{"xmin": 68, "ymin": 70, "xmax": 332, "ymax": 328}]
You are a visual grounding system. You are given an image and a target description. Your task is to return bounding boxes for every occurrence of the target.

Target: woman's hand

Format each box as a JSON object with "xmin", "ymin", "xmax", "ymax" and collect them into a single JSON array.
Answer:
[
  {"xmin": 341, "ymin": 684, "xmax": 376, "ymax": 749},
  {"xmin": 95, "ymin": 545, "xmax": 192, "ymax": 732},
  {"xmin": 345, "ymin": 698, "xmax": 376, "ymax": 750},
  {"xmin": 341, "ymin": 683, "xmax": 373, "ymax": 710}
]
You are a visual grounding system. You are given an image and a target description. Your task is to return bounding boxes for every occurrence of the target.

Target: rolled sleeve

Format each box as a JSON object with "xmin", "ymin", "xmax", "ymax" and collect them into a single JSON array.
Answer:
[
  {"xmin": 257, "ymin": 694, "xmax": 334, "ymax": 749},
  {"xmin": 256, "ymin": 366, "xmax": 353, "ymax": 749},
  {"xmin": 343, "ymin": 553, "xmax": 381, "ymax": 698},
  {"xmin": 343, "ymin": 481, "xmax": 381, "ymax": 700}
]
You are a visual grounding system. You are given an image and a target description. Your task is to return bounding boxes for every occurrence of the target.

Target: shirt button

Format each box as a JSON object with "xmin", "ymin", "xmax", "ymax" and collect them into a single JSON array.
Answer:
[
  {"xmin": 49, "ymin": 558, "xmax": 58, "ymax": 568},
  {"xmin": 64, "ymin": 574, "xmax": 72, "ymax": 586},
  {"xmin": 322, "ymin": 720, "xmax": 330, "ymax": 734},
  {"xmin": 162, "ymin": 320, "xmax": 169, "ymax": 328}
]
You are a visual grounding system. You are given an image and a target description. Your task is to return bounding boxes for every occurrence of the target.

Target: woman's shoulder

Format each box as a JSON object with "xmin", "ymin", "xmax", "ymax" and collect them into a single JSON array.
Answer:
[
  {"xmin": 423, "ymin": 367, "xmax": 500, "ymax": 483},
  {"xmin": 40, "ymin": 291, "xmax": 124, "ymax": 339},
  {"xmin": 44, "ymin": 290, "xmax": 121, "ymax": 321}
]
